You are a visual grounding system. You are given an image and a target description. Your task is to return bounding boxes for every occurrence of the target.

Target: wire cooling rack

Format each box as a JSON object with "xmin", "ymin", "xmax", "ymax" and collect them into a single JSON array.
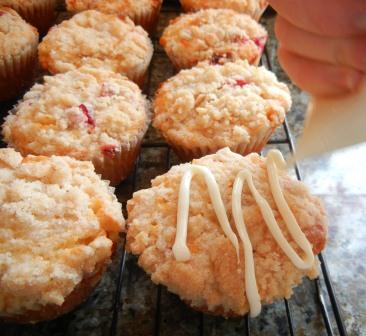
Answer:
[{"xmin": 0, "ymin": 1, "xmax": 348, "ymax": 335}]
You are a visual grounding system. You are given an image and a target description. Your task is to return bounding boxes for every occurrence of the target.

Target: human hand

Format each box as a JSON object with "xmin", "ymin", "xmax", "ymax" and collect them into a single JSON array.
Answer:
[{"xmin": 269, "ymin": 0, "xmax": 366, "ymax": 97}]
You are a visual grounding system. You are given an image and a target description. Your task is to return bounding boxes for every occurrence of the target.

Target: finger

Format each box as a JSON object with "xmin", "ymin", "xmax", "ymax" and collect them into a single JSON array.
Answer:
[
  {"xmin": 277, "ymin": 47, "xmax": 364, "ymax": 97},
  {"xmin": 275, "ymin": 16, "xmax": 366, "ymax": 73},
  {"xmin": 268, "ymin": 0, "xmax": 366, "ymax": 37}
]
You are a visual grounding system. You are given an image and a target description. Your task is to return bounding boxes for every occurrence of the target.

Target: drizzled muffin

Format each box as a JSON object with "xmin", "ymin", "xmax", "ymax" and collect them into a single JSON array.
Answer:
[
  {"xmin": 0, "ymin": 7, "xmax": 38, "ymax": 101},
  {"xmin": 0, "ymin": 0, "xmax": 56, "ymax": 34},
  {"xmin": 180, "ymin": 0, "xmax": 268, "ymax": 21},
  {"xmin": 38, "ymin": 10, "xmax": 153, "ymax": 86},
  {"xmin": 66, "ymin": 0, "xmax": 163, "ymax": 34},
  {"xmin": 3, "ymin": 67, "xmax": 150, "ymax": 185},
  {"xmin": 0, "ymin": 148, "xmax": 124, "ymax": 323},
  {"xmin": 126, "ymin": 148, "xmax": 327, "ymax": 316},
  {"xmin": 153, "ymin": 60, "xmax": 291, "ymax": 161},
  {"xmin": 160, "ymin": 9, "xmax": 268, "ymax": 69}
]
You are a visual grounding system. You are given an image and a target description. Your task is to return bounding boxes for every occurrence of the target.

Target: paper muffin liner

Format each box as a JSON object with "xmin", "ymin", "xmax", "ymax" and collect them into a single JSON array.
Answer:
[
  {"xmin": 165, "ymin": 127, "xmax": 276, "ymax": 162},
  {"xmin": 93, "ymin": 139, "xmax": 142, "ymax": 186},
  {"xmin": 127, "ymin": 68, "xmax": 149, "ymax": 88},
  {"xmin": 130, "ymin": 2, "xmax": 162, "ymax": 35},
  {"xmin": 167, "ymin": 50, "xmax": 263, "ymax": 71},
  {"xmin": 0, "ymin": 44, "xmax": 38, "ymax": 102},
  {"xmin": 166, "ymin": 55, "xmax": 193, "ymax": 71},
  {"xmin": 15, "ymin": 0, "xmax": 56, "ymax": 34},
  {"xmin": 0, "ymin": 260, "xmax": 107, "ymax": 324}
]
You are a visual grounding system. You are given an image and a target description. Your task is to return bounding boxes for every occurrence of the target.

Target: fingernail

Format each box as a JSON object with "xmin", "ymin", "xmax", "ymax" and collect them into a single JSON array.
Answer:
[
  {"xmin": 345, "ymin": 71, "xmax": 363, "ymax": 91},
  {"xmin": 354, "ymin": 12, "xmax": 366, "ymax": 31}
]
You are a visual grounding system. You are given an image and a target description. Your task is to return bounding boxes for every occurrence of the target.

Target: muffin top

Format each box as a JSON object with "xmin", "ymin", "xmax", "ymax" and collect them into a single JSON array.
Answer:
[
  {"xmin": 0, "ymin": 148, "xmax": 124, "ymax": 316},
  {"xmin": 161, "ymin": 9, "xmax": 268, "ymax": 68},
  {"xmin": 180, "ymin": 0, "xmax": 268, "ymax": 19},
  {"xmin": 2, "ymin": 66, "xmax": 150, "ymax": 161},
  {"xmin": 0, "ymin": 1, "xmax": 47, "ymax": 8},
  {"xmin": 66, "ymin": 0, "xmax": 162, "ymax": 18},
  {"xmin": 38, "ymin": 10, "xmax": 153, "ymax": 79},
  {"xmin": 153, "ymin": 60, "xmax": 291, "ymax": 148},
  {"xmin": 126, "ymin": 148, "xmax": 327, "ymax": 316},
  {"xmin": 0, "ymin": 7, "xmax": 38, "ymax": 58}
]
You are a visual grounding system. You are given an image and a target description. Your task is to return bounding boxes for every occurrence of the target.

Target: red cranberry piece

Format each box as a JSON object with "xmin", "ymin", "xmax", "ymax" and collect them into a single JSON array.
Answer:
[
  {"xmin": 101, "ymin": 145, "xmax": 119, "ymax": 159},
  {"xmin": 253, "ymin": 36, "xmax": 268, "ymax": 52},
  {"xmin": 0, "ymin": 11, "xmax": 5, "ymax": 17},
  {"xmin": 235, "ymin": 79, "xmax": 248, "ymax": 87},
  {"xmin": 79, "ymin": 104, "xmax": 96, "ymax": 128}
]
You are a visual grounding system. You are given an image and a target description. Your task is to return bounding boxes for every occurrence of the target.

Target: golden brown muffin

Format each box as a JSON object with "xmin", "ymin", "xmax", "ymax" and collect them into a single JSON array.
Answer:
[
  {"xmin": 153, "ymin": 60, "xmax": 291, "ymax": 161},
  {"xmin": 0, "ymin": 0, "xmax": 56, "ymax": 34},
  {"xmin": 38, "ymin": 10, "xmax": 154, "ymax": 87},
  {"xmin": 0, "ymin": 148, "xmax": 124, "ymax": 323},
  {"xmin": 126, "ymin": 148, "xmax": 327, "ymax": 317},
  {"xmin": 160, "ymin": 9, "xmax": 268, "ymax": 69},
  {"xmin": 0, "ymin": 7, "xmax": 38, "ymax": 101},
  {"xmin": 2, "ymin": 66, "xmax": 150, "ymax": 185},
  {"xmin": 66, "ymin": 0, "xmax": 163, "ymax": 34}
]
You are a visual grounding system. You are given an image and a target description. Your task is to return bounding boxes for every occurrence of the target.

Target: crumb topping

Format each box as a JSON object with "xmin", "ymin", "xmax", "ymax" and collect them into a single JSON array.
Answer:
[
  {"xmin": 153, "ymin": 60, "xmax": 291, "ymax": 148},
  {"xmin": 2, "ymin": 67, "xmax": 150, "ymax": 160},
  {"xmin": 126, "ymin": 148, "xmax": 327, "ymax": 315},
  {"xmin": 0, "ymin": 7, "xmax": 38, "ymax": 57},
  {"xmin": 0, "ymin": 148, "xmax": 124, "ymax": 315},
  {"xmin": 38, "ymin": 10, "xmax": 153, "ymax": 79},
  {"xmin": 161, "ymin": 9, "xmax": 267, "ymax": 67}
]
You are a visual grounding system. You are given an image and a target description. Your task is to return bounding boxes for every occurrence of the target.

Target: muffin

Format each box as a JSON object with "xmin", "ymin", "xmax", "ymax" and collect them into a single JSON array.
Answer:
[
  {"xmin": 0, "ymin": 7, "xmax": 38, "ymax": 101},
  {"xmin": 160, "ymin": 9, "xmax": 268, "ymax": 69},
  {"xmin": 0, "ymin": 148, "xmax": 124, "ymax": 323},
  {"xmin": 66, "ymin": 0, "xmax": 163, "ymax": 35},
  {"xmin": 2, "ymin": 66, "xmax": 150, "ymax": 185},
  {"xmin": 153, "ymin": 60, "xmax": 291, "ymax": 161},
  {"xmin": 38, "ymin": 10, "xmax": 153, "ymax": 87},
  {"xmin": 180, "ymin": 0, "xmax": 268, "ymax": 21},
  {"xmin": 0, "ymin": 0, "xmax": 56, "ymax": 34},
  {"xmin": 126, "ymin": 148, "xmax": 327, "ymax": 317}
]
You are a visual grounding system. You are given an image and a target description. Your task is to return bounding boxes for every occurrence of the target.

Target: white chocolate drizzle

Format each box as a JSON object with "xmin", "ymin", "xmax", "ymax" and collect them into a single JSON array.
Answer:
[{"xmin": 172, "ymin": 149, "xmax": 315, "ymax": 317}]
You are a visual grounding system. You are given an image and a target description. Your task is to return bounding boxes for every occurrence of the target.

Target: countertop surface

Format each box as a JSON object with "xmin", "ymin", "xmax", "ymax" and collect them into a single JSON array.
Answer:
[{"xmin": 1, "ymin": 2, "xmax": 365, "ymax": 335}]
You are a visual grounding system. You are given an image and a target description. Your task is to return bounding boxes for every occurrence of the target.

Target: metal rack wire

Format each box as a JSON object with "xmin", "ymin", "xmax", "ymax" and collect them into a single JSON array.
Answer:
[{"xmin": 0, "ymin": 1, "xmax": 348, "ymax": 335}]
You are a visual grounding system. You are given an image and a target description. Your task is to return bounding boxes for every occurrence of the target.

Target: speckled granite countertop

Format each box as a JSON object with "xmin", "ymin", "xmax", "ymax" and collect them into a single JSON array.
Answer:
[{"xmin": 1, "ymin": 1, "xmax": 365, "ymax": 335}]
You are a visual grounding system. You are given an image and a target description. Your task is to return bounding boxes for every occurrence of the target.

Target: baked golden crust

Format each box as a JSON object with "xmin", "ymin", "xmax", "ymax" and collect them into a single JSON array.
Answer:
[
  {"xmin": 160, "ymin": 9, "xmax": 267, "ymax": 69},
  {"xmin": 0, "ymin": 7, "xmax": 39, "ymax": 101},
  {"xmin": 0, "ymin": 148, "xmax": 124, "ymax": 318},
  {"xmin": 0, "ymin": 0, "xmax": 56, "ymax": 34},
  {"xmin": 2, "ymin": 67, "xmax": 150, "ymax": 183},
  {"xmin": 38, "ymin": 10, "xmax": 153, "ymax": 84},
  {"xmin": 0, "ymin": 6, "xmax": 38, "ymax": 58},
  {"xmin": 126, "ymin": 148, "xmax": 327, "ymax": 316},
  {"xmin": 153, "ymin": 60, "xmax": 291, "ymax": 153}
]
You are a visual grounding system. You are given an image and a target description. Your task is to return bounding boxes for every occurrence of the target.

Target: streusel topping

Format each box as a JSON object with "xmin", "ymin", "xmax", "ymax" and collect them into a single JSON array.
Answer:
[
  {"xmin": 0, "ymin": 7, "xmax": 38, "ymax": 57},
  {"xmin": 161, "ymin": 9, "xmax": 267, "ymax": 67},
  {"xmin": 3, "ymin": 67, "xmax": 150, "ymax": 160},
  {"xmin": 153, "ymin": 60, "xmax": 291, "ymax": 148},
  {"xmin": 0, "ymin": 148, "xmax": 124, "ymax": 315},
  {"xmin": 38, "ymin": 10, "xmax": 153, "ymax": 78}
]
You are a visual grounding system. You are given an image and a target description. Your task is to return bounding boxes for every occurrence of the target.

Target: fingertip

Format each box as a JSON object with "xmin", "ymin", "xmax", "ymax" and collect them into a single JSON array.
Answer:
[{"xmin": 277, "ymin": 48, "xmax": 364, "ymax": 97}]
